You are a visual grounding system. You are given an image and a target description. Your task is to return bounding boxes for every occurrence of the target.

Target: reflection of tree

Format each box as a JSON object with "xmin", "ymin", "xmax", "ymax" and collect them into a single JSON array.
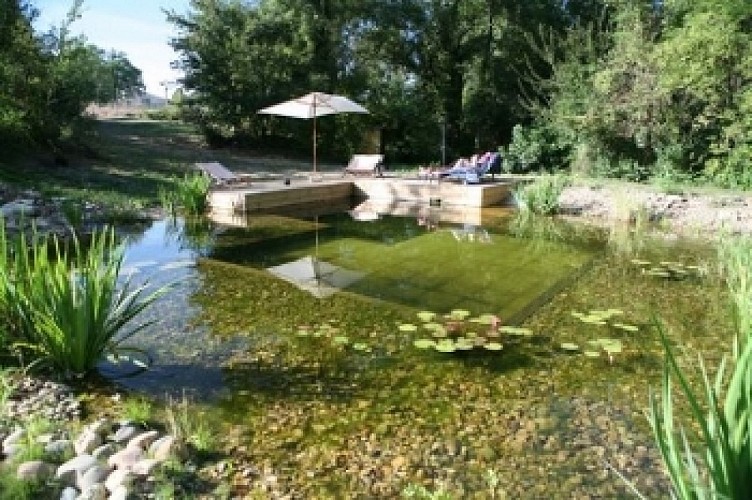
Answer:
[
  {"xmin": 164, "ymin": 215, "xmax": 215, "ymax": 256},
  {"xmin": 510, "ymin": 213, "xmax": 604, "ymax": 245}
]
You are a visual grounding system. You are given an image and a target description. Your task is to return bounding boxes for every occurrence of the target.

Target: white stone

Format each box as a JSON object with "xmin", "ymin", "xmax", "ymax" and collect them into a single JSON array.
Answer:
[
  {"xmin": 59, "ymin": 486, "xmax": 78, "ymax": 500},
  {"xmin": 86, "ymin": 418, "xmax": 111, "ymax": 437},
  {"xmin": 112, "ymin": 425, "xmax": 139, "ymax": 444},
  {"xmin": 2, "ymin": 427, "xmax": 26, "ymax": 449},
  {"xmin": 149, "ymin": 435, "xmax": 179, "ymax": 461},
  {"xmin": 56, "ymin": 454, "xmax": 98, "ymax": 484},
  {"xmin": 78, "ymin": 482, "xmax": 107, "ymax": 500},
  {"xmin": 3, "ymin": 443, "xmax": 23, "ymax": 458},
  {"xmin": 75, "ymin": 429, "xmax": 103, "ymax": 455},
  {"xmin": 0, "ymin": 200, "xmax": 38, "ymax": 217},
  {"xmin": 107, "ymin": 446, "xmax": 144, "ymax": 471},
  {"xmin": 104, "ymin": 468, "xmax": 133, "ymax": 493},
  {"xmin": 108, "ymin": 485, "xmax": 130, "ymax": 500},
  {"xmin": 77, "ymin": 463, "xmax": 112, "ymax": 491},
  {"xmin": 127, "ymin": 430, "xmax": 160, "ymax": 450},
  {"xmin": 16, "ymin": 460, "xmax": 56, "ymax": 481},
  {"xmin": 91, "ymin": 443, "xmax": 118, "ymax": 461},
  {"xmin": 132, "ymin": 458, "xmax": 160, "ymax": 476},
  {"xmin": 45, "ymin": 439, "xmax": 74, "ymax": 456}
]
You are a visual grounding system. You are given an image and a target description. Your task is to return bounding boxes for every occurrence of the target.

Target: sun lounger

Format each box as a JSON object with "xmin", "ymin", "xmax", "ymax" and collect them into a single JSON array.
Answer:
[
  {"xmin": 440, "ymin": 152, "xmax": 502, "ymax": 184},
  {"xmin": 343, "ymin": 154, "xmax": 385, "ymax": 177},
  {"xmin": 195, "ymin": 162, "xmax": 250, "ymax": 186}
]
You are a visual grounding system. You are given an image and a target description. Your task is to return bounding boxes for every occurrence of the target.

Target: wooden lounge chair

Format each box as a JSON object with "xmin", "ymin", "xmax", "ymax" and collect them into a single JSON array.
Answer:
[
  {"xmin": 195, "ymin": 162, "xmax": 250, "ymax": 186},
  {"xmin": 343, "ymin": 154, "xmax": 385, "ymax": 177}
]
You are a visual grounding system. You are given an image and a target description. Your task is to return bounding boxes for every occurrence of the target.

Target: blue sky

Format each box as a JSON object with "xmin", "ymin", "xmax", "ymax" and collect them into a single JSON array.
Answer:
[{"xmin": 32, "ymin": 0, "xmax": 192, "ymax": 97}]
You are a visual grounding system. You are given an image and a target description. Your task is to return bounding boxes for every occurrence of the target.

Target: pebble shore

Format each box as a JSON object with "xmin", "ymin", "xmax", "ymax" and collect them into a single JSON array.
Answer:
[{"xmin": 558, "ymin": 182, "xmax": 752, "ymax": 236}]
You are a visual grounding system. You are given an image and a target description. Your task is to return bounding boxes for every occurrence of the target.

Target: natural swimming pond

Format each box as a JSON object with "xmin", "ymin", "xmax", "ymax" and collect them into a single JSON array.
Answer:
[{"xmin": 110, "ymin": 205, "xmax": 730, "ymax": 497}]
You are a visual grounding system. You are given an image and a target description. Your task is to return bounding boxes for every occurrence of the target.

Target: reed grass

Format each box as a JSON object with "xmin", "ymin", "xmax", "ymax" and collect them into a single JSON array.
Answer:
[
  {"xmin": 0, "ymin": 221, "xmax": 166, "ymax": 375},
  {"xmin": 165, "ymin": 392, "xmax": 215, "ymax": 453},
  {"xmin": 718, "ymin": 236, "xmax": 752, "ymax": 343},
  {"xmin": 161, "ymin": 173, "xmax": 211, "ymax": 216},
  {"xmin": 513, "ymin": 174, "xmax": 568, "ymax": 216},
  {"xmin": 647, "ymin": 235, "xmax": 752, "ymax": 499}
]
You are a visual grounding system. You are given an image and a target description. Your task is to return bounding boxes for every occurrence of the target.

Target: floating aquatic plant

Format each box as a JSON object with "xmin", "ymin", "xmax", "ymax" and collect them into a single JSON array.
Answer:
[
  {"xmin": 411, "ymin": 310, "xmax": 533, "ymax": 355},
  {"xmin": 631, "ymin": 258, "xmax": 705, "ymax": 280},
  {"xmin": 567, "ymin": 309, "xmax": 638, "ymax": 363},
  {"xmin": 294, "ymin": 323, "xmax": 371, "ymax": 353}
]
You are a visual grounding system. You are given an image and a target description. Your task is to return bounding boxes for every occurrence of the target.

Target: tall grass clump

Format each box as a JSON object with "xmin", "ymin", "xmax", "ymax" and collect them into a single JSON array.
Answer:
[
  {"xmin": 0, "ymin": 220, "xmax": 166, "ymax": 375},
  {"xmin": 165, "ymin": 392, "xmax": 215, "ymax": 454},
  {"xmin": 648, "ymin": 235, "xmax": 752, "ymax": 499},
  {"xmin": 513, "ymin": 174, "xmax": 568, "ymax": 216},
  {"xmin": 718, "ymin": 236, "xmax": 752, "ymax": 340},
  {"xmin": 160, "ymin": 173, "xmax": 211, "ymax": 216}
]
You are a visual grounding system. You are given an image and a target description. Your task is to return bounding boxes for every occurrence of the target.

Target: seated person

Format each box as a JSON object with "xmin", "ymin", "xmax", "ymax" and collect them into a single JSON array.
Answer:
[{"xmin": 442, "ymin": 151, "xmax": 490, "ymax": 175}]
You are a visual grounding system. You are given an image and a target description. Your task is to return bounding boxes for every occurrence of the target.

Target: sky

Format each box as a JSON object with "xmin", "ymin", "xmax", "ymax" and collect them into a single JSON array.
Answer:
[{"xmin": 32, "ymin": 0, "xmax": 192, "ymax": 97}]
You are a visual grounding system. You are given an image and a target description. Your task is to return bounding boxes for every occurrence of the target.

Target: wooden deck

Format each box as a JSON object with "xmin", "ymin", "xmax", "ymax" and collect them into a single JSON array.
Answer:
[{"xmin": 208, "ymin": 176, "xmax": 513, "ymax": 215}]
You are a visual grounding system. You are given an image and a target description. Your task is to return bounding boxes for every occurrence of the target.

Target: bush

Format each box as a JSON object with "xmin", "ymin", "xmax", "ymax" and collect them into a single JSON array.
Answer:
[{"xmin": 503, "ymin": 124, "xmax": 569, "ymax": 174}]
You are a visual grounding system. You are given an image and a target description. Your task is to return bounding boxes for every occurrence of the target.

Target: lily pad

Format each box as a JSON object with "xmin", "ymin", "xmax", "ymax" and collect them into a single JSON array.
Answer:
[
  {"xmin": 631, "ymin": 259, "xmax": 651, "ymax": 266},
  {"xmin": 332, "ymin": 336, "xmax": 349, "ymax": 345},
  {"xmin": 484, "ymin": 342, "xmax": 503, "ymax": 351},
  {"xmin": 435, "ymin": 340, "xmax": 457, "ymax": 353},
  {"xmin": 560, "ymin": 342, "xmax": 580, "ymax": 351},
  {"xmin": 603, "ymin": 342, "xmax": 623, "ymax": 354},
  {"xmin": 414, "ymin": 339, "xmax": 436, "ymax": 349},
  {"xmin": 449, "ymin": 309, "xmax": 471, "ymax": 320},
  {"xmin": 399, "ymin": 323, "xmax": 418, "ymax": 333},
  {"xmin": 417, "ymin": 311, "xmax": 437, "ymax": 322},
  {"xmin": 613, "ymin": 323, "xmax": 639, "ymax": 332},
  {"xmin": 580, "ymin": 316, "xmax": 608, "ymax": 325},
  {"xmin": 471, "ymin": 314, "xmax": 498, "ymax": 325},
  {"xmin": 584, "ymin": 351, "xmax": 600, "ymax": 358},
  {"xmin": 499, "ymin": 326, "xmax": 533, "ymax": 336},
  {"xmin": 352, "ymin": 343, "xmax": 372, "ymax": 352},
  {"xmin": 455, "ymin": 341, "xmax": 475, "ymax": 351}
]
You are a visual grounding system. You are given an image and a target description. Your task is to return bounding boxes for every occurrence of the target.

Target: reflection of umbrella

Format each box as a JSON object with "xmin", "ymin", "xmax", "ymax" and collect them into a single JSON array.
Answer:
[
  {"xmin": 267, "ymin": 255, "xmax": 364, "ymax": 298},
  {"xmin": 258, "ymin": 92, "xmax": 369, "ymax": 174}
]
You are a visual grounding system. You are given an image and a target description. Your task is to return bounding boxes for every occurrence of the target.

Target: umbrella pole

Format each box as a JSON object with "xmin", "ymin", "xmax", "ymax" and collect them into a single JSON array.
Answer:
[
  {"xmin": 313, "ymin": 115, "xmax": 317, "ymax": 175},
  {"xmin": 312, "ymin": 97, "xmax": 317, "ymax": 175}
]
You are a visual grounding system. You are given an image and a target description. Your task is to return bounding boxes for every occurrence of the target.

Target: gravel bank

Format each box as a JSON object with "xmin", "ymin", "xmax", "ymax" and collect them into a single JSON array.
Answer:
[{"xmin": 558, "ymin": 182, "xmax": 752, "ymax": 237}]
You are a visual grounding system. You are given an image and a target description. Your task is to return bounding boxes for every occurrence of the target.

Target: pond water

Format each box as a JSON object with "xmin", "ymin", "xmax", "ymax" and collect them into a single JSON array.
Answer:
[{"xmin": 110, "ymin": 205, "xmax": 730, "ymax": 497}]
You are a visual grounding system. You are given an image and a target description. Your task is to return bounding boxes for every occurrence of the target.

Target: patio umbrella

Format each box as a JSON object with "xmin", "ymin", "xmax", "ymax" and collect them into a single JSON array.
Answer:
[{"xmin": 258, "ymin": 92, "xmax": 369, "ymax": 175}]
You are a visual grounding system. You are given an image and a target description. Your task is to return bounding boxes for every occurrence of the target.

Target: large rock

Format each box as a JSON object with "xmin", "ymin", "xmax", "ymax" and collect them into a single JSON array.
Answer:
[{"xmin": 17, "ymin": 460, "xmax": 56, "ymax": 481}]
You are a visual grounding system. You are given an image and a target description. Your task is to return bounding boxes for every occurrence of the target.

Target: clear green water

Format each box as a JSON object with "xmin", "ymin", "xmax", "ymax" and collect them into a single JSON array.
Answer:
[{"xmin": 114, "ymin": 210, "xmax": 730, "ymax": 497}]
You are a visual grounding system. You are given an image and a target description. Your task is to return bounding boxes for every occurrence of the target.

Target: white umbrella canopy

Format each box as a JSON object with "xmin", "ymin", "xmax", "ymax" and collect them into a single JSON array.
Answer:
[{"xmin": 258, "ymin": 92, "xmax": 369, "ymax": 174}]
